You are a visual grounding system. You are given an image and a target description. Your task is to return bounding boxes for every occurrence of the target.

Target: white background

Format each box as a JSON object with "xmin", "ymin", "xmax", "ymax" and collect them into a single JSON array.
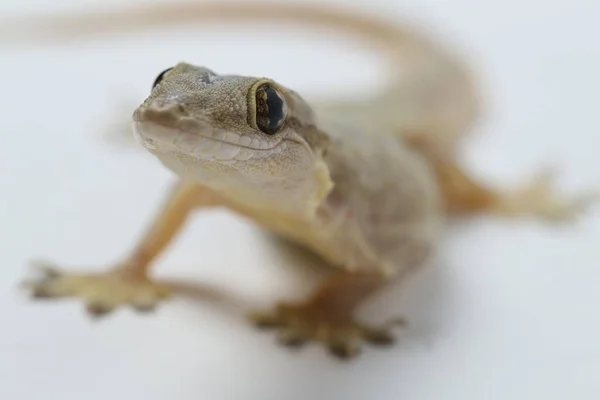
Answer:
[{"xmin": 1, "ymin": 0, "xmax": 599, "ymax": 399}]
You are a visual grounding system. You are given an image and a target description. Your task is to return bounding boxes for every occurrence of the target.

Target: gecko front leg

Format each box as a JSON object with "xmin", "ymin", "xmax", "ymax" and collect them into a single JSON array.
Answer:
[
  {"xmin": 250, "ymin": 272, "xmax": 404, "ymax": 359},
  {"xmin": 23, "ymin": 180, "xmax": 220, "ymax": 316}
]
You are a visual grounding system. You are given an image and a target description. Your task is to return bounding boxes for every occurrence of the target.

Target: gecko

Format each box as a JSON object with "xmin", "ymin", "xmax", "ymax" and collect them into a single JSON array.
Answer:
[{"xmin": 16, "ymin": 1, "xmax": 596, "ymax": 359}]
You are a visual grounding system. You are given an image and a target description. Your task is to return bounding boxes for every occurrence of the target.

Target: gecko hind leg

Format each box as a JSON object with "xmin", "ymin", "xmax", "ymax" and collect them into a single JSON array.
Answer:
[
  {"xmin": 440, "ymin": 163, "xmax": 597, "ymax": 221},
  {"xmin": 250, "ymin": 272, "xmax": 405, "ymax": 359},
  {"xmin": 406, "ymin": 136, "xmax": 597, "ymax": 221}
]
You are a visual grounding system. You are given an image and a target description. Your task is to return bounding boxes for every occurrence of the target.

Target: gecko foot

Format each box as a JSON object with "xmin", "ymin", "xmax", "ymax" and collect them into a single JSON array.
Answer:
[
  {"xmin": 250, "ymin": 301, "xmax": 406, "ymax": 359},
  {"xmin": 499, "ymin": 168, "xmax": 598, "ymax": 222},
  {"xmin": 21, "ymin": 261, "xmax": 171, "ymax": 317}
]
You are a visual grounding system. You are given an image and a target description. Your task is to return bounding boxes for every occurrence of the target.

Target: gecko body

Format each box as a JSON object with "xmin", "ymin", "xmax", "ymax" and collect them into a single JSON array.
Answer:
[
  {"xmin": 19, "ymin": 1, "xmax": 595, "ymax": 359},
  {"xmin": 135, "ymin": 63, "xmax": 442, "ymax": 275}
]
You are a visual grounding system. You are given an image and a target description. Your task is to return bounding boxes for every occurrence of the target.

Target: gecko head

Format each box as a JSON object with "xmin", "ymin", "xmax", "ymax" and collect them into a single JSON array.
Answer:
[{"xmin": 133, "ymin": 62, "xmax": 332, "ymax": 209}]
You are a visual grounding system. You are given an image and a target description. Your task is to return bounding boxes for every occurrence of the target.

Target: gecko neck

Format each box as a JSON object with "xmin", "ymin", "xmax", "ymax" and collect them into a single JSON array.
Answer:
[{"xmin": 215, "ymin": 158, "xmax": 333, "ymax": 219}]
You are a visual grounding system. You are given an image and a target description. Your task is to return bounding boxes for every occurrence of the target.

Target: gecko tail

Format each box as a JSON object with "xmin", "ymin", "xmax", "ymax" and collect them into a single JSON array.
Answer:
[{"xmin": 2, "ymin": 1, "xmax": 482, "ymax": 150}]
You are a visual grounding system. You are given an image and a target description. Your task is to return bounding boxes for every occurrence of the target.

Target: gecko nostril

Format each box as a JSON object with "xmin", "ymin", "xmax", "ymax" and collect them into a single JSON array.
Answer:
[
  {"xmin": 137, "ymin": 100, "xmax": 191, "ymax": 125},
  {"xmin": 176, "ymin": 104, "xmax": 187, "ymax": 115},
  {"xmin": 161, "ymin": 102, "xmax": 188, "ymax": 116},
  {"xmin": 155, "ymin": 100, "xmax": 189, "ymax": 116}
]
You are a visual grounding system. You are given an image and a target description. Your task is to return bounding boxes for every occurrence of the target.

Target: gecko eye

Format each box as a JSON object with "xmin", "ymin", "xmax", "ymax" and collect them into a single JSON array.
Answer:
[
  {"xmin": 152, "ymin": 67, "xmax": 173, "ymax": 88},
  {"xmin": 253, "ymin": 84, "xmax": 287, "ymax": 135}
]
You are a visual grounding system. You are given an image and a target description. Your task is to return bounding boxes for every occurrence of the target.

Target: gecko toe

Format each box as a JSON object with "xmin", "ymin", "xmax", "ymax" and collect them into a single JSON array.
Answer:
[
  {"xmin": 360, "ymin": 317, "xmax": 407, "ymax": 346},
  {"xmin": 22, "ymin": 261, "xmax": 171, "ymax": 316},
  {"xmin": 131, "ymin": 292, "xmax": 162, "ymax": 312},
  {"xmin": 329, "ymin": 340, "xmax": 361, "ymax": 360},
  {"xmin": 251, "ymin": 302, "xmax": 406, "ymax": 359},
  {"xmin": 277, "ymin": 329, "xmax": 309, "ymax": 348},
  {"xmin": 86, "ymin": 302, "xmax": 115, "ymax": 317},
  {"xmin": 506, "ymin": 169, "xmax": 600, "ymax": 222},
  {"xmin": 362, "ymin": 329, "xmax": 396, "ymax": 346},
  {"xmin": 22, "ymin": 262, "xmax": 66, "ymax": 299},
  {"xmin": 29, "ymin": 260, "xmax": 63, "ymax": 278},
  {"xmin": 29, "ymin": 285, "xmax": 61, "ymax": 299},
  {"xmin": 132, "ymin": 302, "xmax": 157, "ymax": 313},
  {"xmin": 250, "ymin": 310, "xmax": 286, "ymax": 329},
  {"xmin": 23, "ymin": 277, "xmax": 69, "ymax": 300},
  {"xmin": 131, "ymin": 298, "xmax": 160, "ymax": 313}
]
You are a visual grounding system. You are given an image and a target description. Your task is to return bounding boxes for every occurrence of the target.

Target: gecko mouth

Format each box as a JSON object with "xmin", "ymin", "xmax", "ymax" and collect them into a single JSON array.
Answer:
[
  {"xmin": 132, "ymin": 103, "xmax": 284, "ymax": 162},
  {"xmin": 132, "ymin": 120, "xmax": 285, "ymax": 162}
]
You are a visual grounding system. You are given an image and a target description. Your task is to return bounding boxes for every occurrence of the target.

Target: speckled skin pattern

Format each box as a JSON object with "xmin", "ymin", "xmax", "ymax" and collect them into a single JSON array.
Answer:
[
  {"xmin": 19, "ymin": 1, "xmax": 597, "ymax": 359},
  {"xmin": 133, "ymin": 63, "xmax": 446, "ymax": 276}
]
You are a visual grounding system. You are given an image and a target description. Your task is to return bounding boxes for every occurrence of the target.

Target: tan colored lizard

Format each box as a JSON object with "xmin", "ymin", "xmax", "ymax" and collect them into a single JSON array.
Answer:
[{"xmin": 16, "ymin": 1, "xmax": 596, "ymax": 359}]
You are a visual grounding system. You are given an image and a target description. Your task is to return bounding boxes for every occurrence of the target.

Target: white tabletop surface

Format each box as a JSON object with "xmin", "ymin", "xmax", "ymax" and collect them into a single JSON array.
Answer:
[{"xmin": 1, "ymin": 0, "xmax": 599, "ymax": 399}]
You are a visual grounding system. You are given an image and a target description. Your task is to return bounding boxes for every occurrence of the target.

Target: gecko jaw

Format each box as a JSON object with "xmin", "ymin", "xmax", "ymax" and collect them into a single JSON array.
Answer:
[
  {"xmin": 132, "ymin": 120, "xmax": 287, "ymax": 163},
  {"xmin": 132, "ymin": 100, "xmax": 285, "ymax": 162}
]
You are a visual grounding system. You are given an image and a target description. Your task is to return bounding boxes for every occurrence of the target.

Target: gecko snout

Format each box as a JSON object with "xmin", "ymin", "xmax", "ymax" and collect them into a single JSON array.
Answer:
[{"xmin": 134, "ymin": 99, "xmax": 191, "ymax": 126}]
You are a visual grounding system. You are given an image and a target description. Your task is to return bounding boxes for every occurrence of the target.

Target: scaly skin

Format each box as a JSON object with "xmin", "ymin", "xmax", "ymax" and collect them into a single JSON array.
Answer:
[
  {"xmin": 16, "ymin": 2, "xmax": 596, "ymax": 359},
  {"xmin": 133, "ymin": 63, "xmax": 442, "ymax": 274}
]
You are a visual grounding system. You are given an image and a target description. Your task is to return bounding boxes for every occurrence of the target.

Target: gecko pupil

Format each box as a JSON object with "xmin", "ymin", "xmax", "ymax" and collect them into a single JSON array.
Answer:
[
  {"xmin": 152, "ymin": 67, "xmax": 173, "ymax": 88},
  {"xmin": 255, "ymin": 84, "xmax": 286, "ymax": 135}
]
